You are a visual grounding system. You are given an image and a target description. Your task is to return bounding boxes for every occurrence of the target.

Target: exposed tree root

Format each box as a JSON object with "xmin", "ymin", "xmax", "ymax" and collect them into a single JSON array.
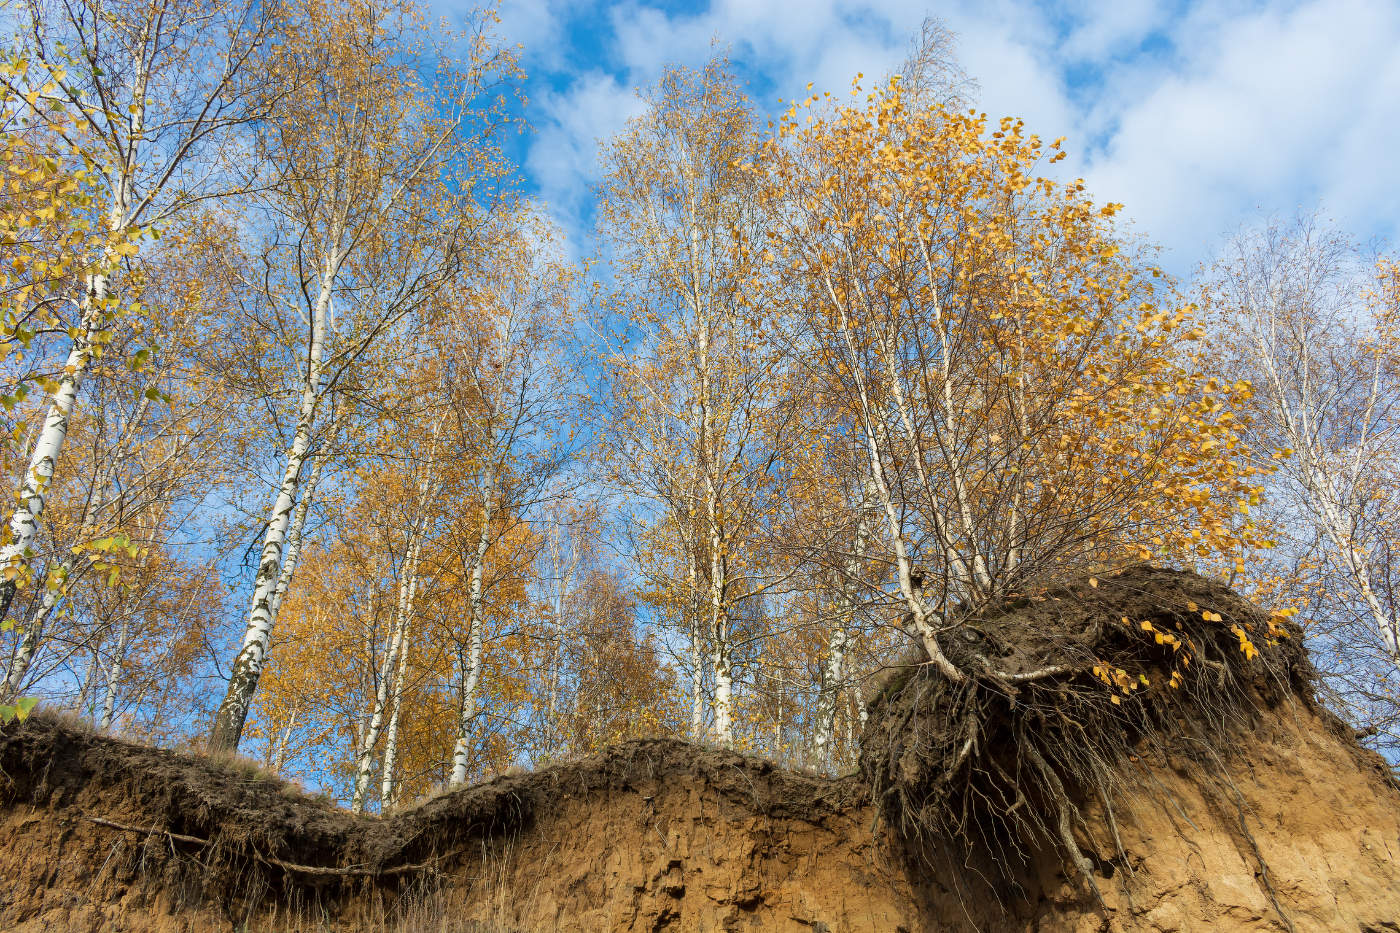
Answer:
[{"xmin": 860, "ymin": 565, "xmax": 1311, "ymax": 907}]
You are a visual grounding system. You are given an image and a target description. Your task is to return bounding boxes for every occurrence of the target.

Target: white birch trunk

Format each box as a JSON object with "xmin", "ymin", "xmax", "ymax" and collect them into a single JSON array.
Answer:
[
  {"xmin": 711, "ymin": 635, "xmax": 732, "ymax": 745},
  {"xmin": 352, "ymin": 528, "xmax": 425, "ymax": 812},
  {"xmin": 209, "ymin": 252, "xmax": 337, "ymax": 751},
  {"xmin": 76, "ymin": 646, "xmax": 100, "ymax": 716},
  {"xmin": 687, "ymin": 546, "xmax": 705, "ymax": 740},
  {"xmin": 2, "ymin": 581, "xmax": 59, "ymax": 700},
  {"xmin": 0, "ymin": 61, "xmax": 142, "ymax": 619},
  {"xmin": 709, "ymin": 465, "xmax": 733, "ymax": 746},
  {"xmin": 838, "ymin": 692, "xmax": 855, "ymax": 768},
  {"xmin": 97, "ymin": 614, "xmax": 133, "ymax": 730},
  {"xmin": 380, "ymin": 424, "xmax": 443, "ymax": 806},
  {"xmin": 1305, "ymin": 462, "xmax": 1400, "ymax": 662},
  {"xmin": 449, "ymin": 472, "xmax": 495, "ymax": 787},
  {"xmin": 272, "ymin": 707, "xmax": 298, "ymax": 773},
  {"xmin": 539, "ymin": 518, "xmax": 579, "ymax": 757},
  {"xmin": 350, "ymin": 609, "xmax": 405, "ymax": 812},
  {"xmin": 814, "ymin": 627, "xmax": 847, "ymax": 767},
  {"xmin": 1253, "ymin": 335, "xmax": 1400, "ymax": 666},
  {"xmin": 267, "ymin": 450, "xmax": 325, "ymax": 624},
  {"xmin": 2, "ymin": 386, "xmax": 151, "ymax": 698},
  {"xmin": 701, "ymin": 426, "xmax": 732, "ymax": 745},
  {"xmin": 827, "ymin": 277, "xmax": 961, "ymax": 682},
  {"xmin": 379, "ymin": 584, "xmax": 414, "ymax": 810},
  {"xmin": 0, "ymin": 275, "xmax": 110, "ymax": 618},
  {"xmin": 381, "ymin": 540, "xmax": 428, "ymax": 809},
  {"xmin": 814, "ymin": 481, "xmax": 873, "ymax": 767},
  {"xmin": 771, "ymin": 667, "xmax": 783, "ymax": 755}
]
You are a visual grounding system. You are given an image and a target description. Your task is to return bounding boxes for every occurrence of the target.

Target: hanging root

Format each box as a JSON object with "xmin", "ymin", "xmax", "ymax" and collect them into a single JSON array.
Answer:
[
  {"xmin": 859, "ymin": 566, "xmax": 1309, "ymax": 906},
  {"xmin": 1024, "ymin": 742, "xmax": 1105, "ymax": 907}
]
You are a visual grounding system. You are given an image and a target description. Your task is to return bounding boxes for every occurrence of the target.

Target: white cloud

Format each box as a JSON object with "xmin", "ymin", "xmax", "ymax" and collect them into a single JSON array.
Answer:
[
  {"xmin": 525, "ymin": 70, "xmax": 646, "ymax": 257},
  {"xmin": 490, "ymin": 0, "xmax": 1400, "ymax": 275},
  {"xmin": 1058, "ymin": 0, "xmax": 1172, "ymax": 61},
  {"xmin": 1082, "ymin": 0, "xmax": 1400, "ymax": 267}
]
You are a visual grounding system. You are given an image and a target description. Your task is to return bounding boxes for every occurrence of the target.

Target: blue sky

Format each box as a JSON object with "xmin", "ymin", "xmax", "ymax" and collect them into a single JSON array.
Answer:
[{"xmin": 445, "ymin": 0, "xmax": 1400, "ymax": 279}]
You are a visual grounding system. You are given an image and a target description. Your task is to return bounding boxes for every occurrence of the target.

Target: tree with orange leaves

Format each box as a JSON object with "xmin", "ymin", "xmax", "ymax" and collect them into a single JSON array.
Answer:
[
  {"xmin": 596, "ymin": 57, "xmax": 797, "ymax": 747},
  {"xmin": 209, "ymin": 0, "xmax": 518, "ymax": 752},
  {"xmin": 764, "ymin": 77, "xmax": 1266, "ymax": 681}
]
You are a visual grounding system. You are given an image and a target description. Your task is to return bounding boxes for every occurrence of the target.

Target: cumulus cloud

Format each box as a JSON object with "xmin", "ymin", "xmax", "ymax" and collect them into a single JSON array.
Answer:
[
  {"xmin": 447, "ymin": 0, "xmax": 1400, "ymax": 275},
  {"xmin": 522, "ymin": 70, "xmax": 646, "ymax": 258},
  {"xmin": 1080, "ymin": 0, "xmax": 1400, "ymax": 265}
]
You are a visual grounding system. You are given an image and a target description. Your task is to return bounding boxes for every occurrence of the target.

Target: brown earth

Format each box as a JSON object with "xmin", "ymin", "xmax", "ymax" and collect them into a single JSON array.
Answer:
[{"xmin": 1, "ymin": 567, "xmax": 1398, "ymax": 932}]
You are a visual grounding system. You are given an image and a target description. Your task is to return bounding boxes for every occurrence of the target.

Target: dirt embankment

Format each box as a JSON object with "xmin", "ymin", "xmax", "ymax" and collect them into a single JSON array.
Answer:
[{"xmin": 1, "ymin": 567, "xmax": 1398, "ymax": 932}]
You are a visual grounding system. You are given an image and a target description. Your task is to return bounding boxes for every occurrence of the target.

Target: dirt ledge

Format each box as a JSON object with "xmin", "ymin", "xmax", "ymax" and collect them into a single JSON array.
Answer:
[{"xmin": 1, "ymin": 567, "xmax": 1398, "ymax": 932}]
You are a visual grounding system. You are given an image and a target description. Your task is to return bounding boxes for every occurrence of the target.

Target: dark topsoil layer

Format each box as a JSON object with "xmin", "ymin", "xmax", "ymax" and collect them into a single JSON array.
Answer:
[
  {"xmin": 0, "ymin": 565, "xmax": 1390, "ymax": 916},
  {"xmin": 0, "ymin": 717, "xmax": 862, "ymax": 883}
]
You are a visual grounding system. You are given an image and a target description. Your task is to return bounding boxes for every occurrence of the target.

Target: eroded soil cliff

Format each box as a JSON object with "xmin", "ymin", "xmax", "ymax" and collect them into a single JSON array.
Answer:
[{"xmin": 1, "ymin": 567, "xmax": 1397, "ymax": 932}]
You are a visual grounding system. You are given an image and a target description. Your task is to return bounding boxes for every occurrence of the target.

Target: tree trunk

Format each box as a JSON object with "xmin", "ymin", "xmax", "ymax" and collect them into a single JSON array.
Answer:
[
  {"xmin": 268, "ymin": 450, "xmax": 325, "ymax": 624},
  {"xmin": 381, "ymin": 425, "xmax": 443, "ymax": 807},
  {"xmin": 2, "ymin": 581, "xmax": 58, "ymax": 701},
  {"xmin": 76, "ymin": 646, "xmax": 101, "ymax": 717},
  {"xmin": 448, "ymin": 474, "xmax": 494, "ymax": 787},
  {"xmin": 271, "ymin": 707, "xmax": 298, "ymax": 773},
  {"xmin": 0, "ymin": 278, "xmax": 109, "ymax": 620},
  {"xmin": 687, "ymin": 545, "xmax": 705, "ymax": 740},
  {"xmin": 0, "ymin": 125, "xmax": 137, "ymax": 624},
  {"xmin": 97, "ymin": 614, "xmax": 134, "ymax": 730},
  {"xmin": 379, "ymin": 596, "xmax": 413, "ymax": 810},
  {"xmin": 703, "ymin": 430, "xmax": 732, "ymax": 744},
  {"xmin": 710, "ymin": 611, "xmax": 732, "ymax": 745},
  {"xmin": 815, "ymin": 480, "xmax": 873, "ymax": 768},
  {"xmin": 352, "ymin": 532, "xmax": 422, "ymax": 813},
  {"xmin": 830, "ymin": 284, "xmax": 960, "ymax": 682},
  {"xmin": 539, "ymin": 519, "xmax": 577, "ymax": 758},
  {"xmin": 209, "ymin": 254, "xmax": 336, "ymax": 752},
  {"xmin": 448, "ymin": 610, "xmax": 486, "ymax": 786}
]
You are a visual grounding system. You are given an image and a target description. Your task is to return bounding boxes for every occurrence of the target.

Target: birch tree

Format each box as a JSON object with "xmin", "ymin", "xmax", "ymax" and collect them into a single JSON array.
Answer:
[
  {"xmin": 597, "ymin": 58, "xmax": 793, "ymax": 746},
  {"xmin": 765, "ymin": 79, "xmax": 1265, "ymax": 677},
  {"xmin": 441, "ymin": 213, "xmax": 576, "ymax": 787},
  {"xmin": 1201, "ymin": 214, "xmax": 1400, "ymax": 753},
  {"xmin": 527, "ymin": 496, "xmax": 599, "ymax": 761},
  {"xmin": 350, "ymin": 414, "xmax": 443, "ymax": 812},
  {"xmin": 811, "ymin": 473, "xmax": 874, "ymax": 767},
  {"xmin": 0, "ymin": 0, "xmax": 274, "ymax": 618},
  {"xmin": 208, "ymin": 0, "xmax": 515, "ymax": 751},
  {"xmin": 1, "ymin": 210, "xmax": 252, "ymax": 704}
]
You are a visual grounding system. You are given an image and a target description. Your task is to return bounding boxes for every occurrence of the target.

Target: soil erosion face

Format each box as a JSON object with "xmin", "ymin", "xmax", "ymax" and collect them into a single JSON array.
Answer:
[{"xmin": 1, "ymin": 567, "xmax": 1398, "ymax": 932}]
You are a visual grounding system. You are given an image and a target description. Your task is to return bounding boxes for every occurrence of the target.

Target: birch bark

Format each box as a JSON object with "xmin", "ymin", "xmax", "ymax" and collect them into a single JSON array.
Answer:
[
  {"xmin": 268, "ymin": 450, "xmax": 325, "ymax": 624},
  {"xmin": 448, "ymin": 466, "xmax": 495, "ymax": 786},
  {"xmin": 0, "ymin": 217, "xmax": 128, "ymax": 618},
  {"xmin": 209, "ymin": 247, "xmax": 339, "ymax": 751},
  {"xmin": 379, "ymin": 422, "xmax": 446, "ymax": 805},
  {"xmin": 829, "ymin": 285, "xmax": 961, "ymax": 681},
  {"xmin": 353, "ymin": 523, "xmax": 429, "ymax": 811},
  {"xmin": 97, "ymin": 614, "xmax": 133, "ymax": 730},
  {"xmin": 687, "ymin": 546, "xmax": 705, "ymax": 739},
  {"xmin": 539, "ymin": 514, "xmax": 582, "ymax": 757},
  {"xmin": 351, "ymin": 598, "xmax": 406, "ymax": 812},
  {"xmin": 272, "ymin": 707, "xmax": 298, "ymax": 772},
  {"xmin": 1251, "ymin": 321, "xmax": 1400, "ymax": 665},
  {"xmin": 814, "ymin": 480, "xmax": 873, "ymax": 767},
  {"xmin": 4, "ymin": 466, "xmax": 112, "ymax": 701},
  {"xmin": 0, "ymin": 0, "xmax": 269, "ymax": 627},
  {"xmin": 378, "ymin": 557, "xmax": 416, "ymax": 808}
]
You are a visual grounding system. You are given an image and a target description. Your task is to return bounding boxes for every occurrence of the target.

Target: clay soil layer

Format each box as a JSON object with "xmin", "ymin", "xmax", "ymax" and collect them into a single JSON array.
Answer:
[{"xmin": 1, "ymin": 568, "xmax": 1398, "ymax": 932}]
